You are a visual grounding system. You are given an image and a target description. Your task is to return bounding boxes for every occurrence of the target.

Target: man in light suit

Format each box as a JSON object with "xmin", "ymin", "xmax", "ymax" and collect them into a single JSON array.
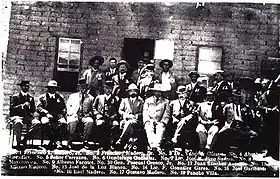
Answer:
[
  {"xmin": 143, "ymin": 83, "xmax": 171, "ymax": 153},
  {"xmin": 67, "ymin": 78, "xmax": 95, "ymax": 149},
  {"xmin": 93, "ymin": 81, "xmax": 120, "ymax": 150},
  {"xmin": 10, "ymin": 80, "xmax": 40, "ymax": 149},
  {"xmin": 81, "ymin": 56, "xmax": 105, "ymax": 97},
  {"xmin": 157, "ymin": 59, "xmax": 177, "ymax": 100},
  {"xmin": 37, "ymin": 80, "xmax": 67, "ymax": 149},
  {"xmin": 116, "ymin": 83, "xmax": 145, "ymax": 150}
]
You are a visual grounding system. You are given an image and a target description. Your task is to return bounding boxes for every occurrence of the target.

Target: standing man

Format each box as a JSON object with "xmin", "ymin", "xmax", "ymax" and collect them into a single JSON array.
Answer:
[
  {"xmin": 104, "ymin": 57, "xmax": 118, "ymax": 81},
  {"xmin": 37, "ymin": 80, "xmax": 67, "ymax": 149},
  {"xmin": 67, "ymin": 78, "xmax": 95, "ymax": 149},
  {"xmin": 112, "ymin": 60, "xmax": 132, "ymax": 99},
  {"xmin": 93, "ymin": 81, "xmax": 120, "ymax": 150},
  {"xmin": 10, "ymin": 80, "xmax": 40, "ymax": 149},
  {"xmin": 132, "ymin": 58, "xmax": 145, "ymax": 84},
  {"xmin": 116, "ymin": 84, "xmax": 145, "ymax": 150},
  {"xmin": 211, "ymin": 70, "xmax": 232, "ymax": 104},
  {"xmin": 81, "ymin": 56, "xmax": 105, "ymax": 97},
  {"xmin": 143, "ymin": 83, "xmax": 171, "ymax": 153},
  {"xmin": 186, "ymin": 71, "xmax": 207, "ymax": 103},
  {"xmin": 157, "ymin": 59, "xmax": 177, "ymax": 100}
]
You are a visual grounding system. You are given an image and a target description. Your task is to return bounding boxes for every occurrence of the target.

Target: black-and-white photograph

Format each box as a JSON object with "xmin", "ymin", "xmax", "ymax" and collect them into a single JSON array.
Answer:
[{"xmin": 0, "ymin": 1, "xmax": 279, "ymax": 177}]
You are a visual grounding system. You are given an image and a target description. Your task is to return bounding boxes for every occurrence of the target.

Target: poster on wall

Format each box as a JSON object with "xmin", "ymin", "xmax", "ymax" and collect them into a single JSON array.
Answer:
[{"xmin": 1, "ymin": 1, "xmax": 279, "ymax": 177}]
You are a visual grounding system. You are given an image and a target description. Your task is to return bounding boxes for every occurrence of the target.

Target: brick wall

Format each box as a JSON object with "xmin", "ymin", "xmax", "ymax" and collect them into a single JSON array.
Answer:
[{"xmin": 2, "ymin": 2, "xmax": 280, "ymax": 119}]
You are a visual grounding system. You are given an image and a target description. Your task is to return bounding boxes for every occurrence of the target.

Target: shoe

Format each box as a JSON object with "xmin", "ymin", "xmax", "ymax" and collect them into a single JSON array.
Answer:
[{"xmin": 83, "ymin": 142, "xmax": 90, "ymax": 150}]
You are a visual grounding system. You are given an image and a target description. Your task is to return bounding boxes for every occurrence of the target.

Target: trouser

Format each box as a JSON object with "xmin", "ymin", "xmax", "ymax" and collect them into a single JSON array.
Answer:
[
  {"xmin": 196, "ymin": 123, "xmax": 219, "ymax": 150},
  {"xmin": 96, "ymin": 118, "xmax": 119, "ymax": 149},
  {"xmin": 145, "ymin": 121, "xmax": 165, "ymax": 149},
  {"xmin": 12, "ymin": 116, "xmax": 41, "ymax": 145},
  {"xmin": 119, "ymin": 119, "xmax": 139, "ymax": 145},
  {"xmin": 68, "ymin": 116, "xmax": 94, "ymax": 142},
  {"xmin": 41, "ymin": 116, "xmax": 68, "ymax": 144}
]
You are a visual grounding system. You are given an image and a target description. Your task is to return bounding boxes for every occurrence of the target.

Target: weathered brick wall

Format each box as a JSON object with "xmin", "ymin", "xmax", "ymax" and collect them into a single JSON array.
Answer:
[{"xmin": 2, "ymin": 2, "xmax": 280, "ymax": 118}]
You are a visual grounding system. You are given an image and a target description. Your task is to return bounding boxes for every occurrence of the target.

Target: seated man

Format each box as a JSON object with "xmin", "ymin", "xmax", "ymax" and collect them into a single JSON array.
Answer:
[
  {"xmin": 10, "ymin": 80, "xmax": 40, "ymax": 149},
  {"xmin": 116, "ymin": 84, "xmax": 145, "ymax": 150},
  {"xmin": 37, "ymin": 80, "xmax": 67, "ymax": 149},
  {"xmin": 93, "ymin": 81, "xmax": 120, "ymax": 150},
  {"xmin": 196, "ymin": 91, "xmax": 220, "ymax": 153},
  {"xmin": 143, "ymin": 83, "xmax": 171, "ymax": 153},
  {"xmin": 67, "ymin": 78, "xmax": 95, "ymax": 149},
  {"xmin": 171, "ymin": 86, "xmax": 199, "ymax": 150}
]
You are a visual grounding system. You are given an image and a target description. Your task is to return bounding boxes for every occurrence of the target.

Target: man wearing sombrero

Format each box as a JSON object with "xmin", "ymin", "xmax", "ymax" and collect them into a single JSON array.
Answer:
[
  {"xmin": 112, "ymin": 60, "xmax": 133, "ymax": 98},
  {"xmin": 37, "ymin": 80, "xmax": 67, "ymax": 149},
  {"xmin": 117, "ymin": 83, "xmax": 145, "ymax": 150},
  {"xmin": 157, "ymin": 59, "xmax": 177, "ymax": 100},
  {"xmin": 81, "ymin": 56, "xmax": 105, "ymax": 97},
  {"xmin": 186, "ymin": 71, "xmax": 207, "ymax": 103},
  {"xmin": 10, "ymin": 80, "xmax": 40, "ymax": 149},
  {"xmin": 143, "ymin": 83, "xmax": 171, "ymax": 154}
]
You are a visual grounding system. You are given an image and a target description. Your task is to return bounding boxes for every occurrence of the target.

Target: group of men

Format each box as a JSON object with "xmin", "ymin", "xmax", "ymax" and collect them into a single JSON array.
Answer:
[{"xmin": 10, "ymin": 56, "xmax": 279, "ymax": 160}]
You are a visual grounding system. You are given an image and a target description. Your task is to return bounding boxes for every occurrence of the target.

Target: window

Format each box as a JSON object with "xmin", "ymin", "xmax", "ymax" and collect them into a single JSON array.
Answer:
[
  {"xmin": 197, "ymin": 46, "xmax": 222, "ymax": 75},
  {"xmin": 55, "ymin": 37, "xmax": 82, "ymax": 92}
]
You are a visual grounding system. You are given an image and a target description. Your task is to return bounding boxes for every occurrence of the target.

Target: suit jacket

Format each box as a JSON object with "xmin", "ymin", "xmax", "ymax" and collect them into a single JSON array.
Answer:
[
  {"xmin": 66, "ymin": 92, "xmax": 95, "ymax": 118},
  {"xmin": 118, "ymin": 97, "xmax": 144, "ymax": 122},
  {"xmin": 186, "ymin": 82, "xmax": 207, "ymax": 103},
  {"xmin": 10, "ymin": 92, "xmax": 36, "ymax": 123},
  {"xmin": 37, "ymin": 93, "xmax": 66, "ymax": 120},
  {"xmin": 93, "ymin": 94, "xmax": 119, "ymax": 120},
  {"xmin": 81, "ymin": 68, "xmax": 105, "ymax": 96},
  {"xmin": 170, "ymin": 99, "xmax": 196, "ymax": 120},
  {"xmin": 143, "ymin": 96, "xmax": 170, "ymax": 125},
  {"xmin": 104, "ymin": 67, "xmax": 117, "ymax": 81},
  {"xmin": 132, "ymin": 68, "xmax": 142, "ymax": 84},
  {"xmin": 112, "ymin": 73, "xmax": 132, "ymax": 98}
]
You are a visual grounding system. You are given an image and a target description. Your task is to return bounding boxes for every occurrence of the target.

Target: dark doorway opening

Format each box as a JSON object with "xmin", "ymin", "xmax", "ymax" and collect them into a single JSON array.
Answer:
[{"xmin": 122, "ymin": 38, "xmax": 155, "ymax": 71}]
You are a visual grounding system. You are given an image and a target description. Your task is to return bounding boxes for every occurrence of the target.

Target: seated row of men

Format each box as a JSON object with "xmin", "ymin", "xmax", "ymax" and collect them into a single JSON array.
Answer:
[{"xmin": 10, "ymin": 71, "xmax": 279, "ymax": 159}]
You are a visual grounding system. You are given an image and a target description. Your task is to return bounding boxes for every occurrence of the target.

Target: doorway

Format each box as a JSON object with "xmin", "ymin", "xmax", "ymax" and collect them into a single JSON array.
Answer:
[{"xmin": 122, "ymin": 38, "xmax": 155, "ymax": 71}]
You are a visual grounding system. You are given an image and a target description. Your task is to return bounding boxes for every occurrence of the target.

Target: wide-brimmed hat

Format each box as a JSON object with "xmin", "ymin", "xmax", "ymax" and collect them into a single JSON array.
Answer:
[
  {"xmin": 150, "ymin": 83, "xmax": 164, "ymax": 91},
  {"xmin": 17, "ymin": 80, "xmax": 30, "ymax": 86},
  {"xmin": 45, "ymin": 80, "xmax": 59, "ymax": 88},
  {"xmin": 117, "ymin": 60, "xmax": 130, "ymax": 69},
  {"xmin": 89, "ymin": 56, "xmax": 104, "ymax": 66},
  {"xmin": 126, "ymin": 83, "xmax": 139, "ymax": 92},
  {"xmin": 176, "ymin": 86, "xmax": 187, "ymax": 93},
  {"xmin": 104, "ymin": 80, "xmax": 114, "ymax": 88},
  {"xmin": 188, "ymin": 71, "xmax": 200, "ymax": 78},
  {"xmin": 159, "ymin": 59, "xmax": 173, "ymax": 69},
  {"xmin": 239, "ymin": 77, "xmax": 254, "ymax": 90}
]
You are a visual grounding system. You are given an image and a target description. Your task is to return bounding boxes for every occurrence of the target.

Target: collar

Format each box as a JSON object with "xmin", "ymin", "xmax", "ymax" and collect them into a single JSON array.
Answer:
[
  {"xmin": 129, "ymin": 97, "xmax": 137, "ymax": 102},
  {"xmin": 20, "ymin": 91, "xmax": 28, "ymax": 96},
  {"xmin": 48, "ymin": 93, "xmax": 56, "ymax": 98},
  {"xmin": 91, "ymin": 67, "xmax": 98, "ymax": 72},
  {"xmin": 104, "ymin": 94, "xmax": 112, "ymax": 100},
  {"xmin": 119, "ymin": 73, "xmax": 126, "ymax": 78}
]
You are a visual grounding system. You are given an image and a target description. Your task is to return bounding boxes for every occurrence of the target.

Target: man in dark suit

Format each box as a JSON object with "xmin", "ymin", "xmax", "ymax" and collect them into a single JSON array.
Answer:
[
  {"xmin": 37, "ymin": 80, "xmax": 67, "ymax": 149},
  {"xmin": 116, "ymin": 83, "xmax": 145, "ymax": 150},
  {"xmin": 132, "ymin": 58, "xmax": 145, "ymax": 84},
  {"xmin": 10, "ymin": 80, "xmax": 40, "ymax": 149},
  {"xmin": 186, "ymin": 71, "xmax": 207, "ymax": 103},
  {"xmin": 104, "ymin": 57, "xmax": 117, "ymax": 81},
  {"xmin": 112, "ymin": 60, "xmax": 133, "ymax": 99},
  {"xmin": 93, "ymin": 81, "xmax": 120, "ymax": 150}
]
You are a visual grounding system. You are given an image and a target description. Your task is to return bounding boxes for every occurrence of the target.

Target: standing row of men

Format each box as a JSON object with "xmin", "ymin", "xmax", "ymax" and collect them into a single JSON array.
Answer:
[{"xmin": 10, "ymin": 56, "xmax": 279, "ymax": 160}]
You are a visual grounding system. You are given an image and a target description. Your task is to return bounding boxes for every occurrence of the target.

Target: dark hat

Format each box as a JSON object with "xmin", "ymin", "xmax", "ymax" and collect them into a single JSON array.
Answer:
[
  {"xmin": 89, "ymin": 56, "xmax": 104, "ymax": 66},
  {"xmin": 188, "ymin": 71, "xmax": 200, "ymax": 78},
  {"xmin": 159, "ymin": 59, "xmax": 173, "ymax": 69},
  {"xmin": 239, "ymin": 77, "xmax": 254, "ymax": 90},
  {"xmin": 17, "ymin": 80, "xmax": 30, "ymax": 86},
  {"xmin": 104, "ymin": 80, "xmax": 114, "ymax": 87},
  {"xmin": 146, "ymin": 64, "xmax": 155, "ymax": 70},
  {"xmin": 117, "ymin": 60, "xmax": 130, "ymax": 69},
  {"xmin": 78, "ymin": 78, "xmax": 87, "ymax": 85}
]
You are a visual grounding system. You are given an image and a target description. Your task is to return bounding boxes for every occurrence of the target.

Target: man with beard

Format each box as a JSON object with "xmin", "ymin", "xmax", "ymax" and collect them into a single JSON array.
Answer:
[
  {"xmin": 116, "ymin": 84, "xmax": 145, "ymax": 150},
  {"xmin": 10, "ymin": 80, "xmax": 40, "ymax": 149},
  {"xmin": 143, "ymin": 83, "xmax": 171, "ymax": 154},
  {"xmin": 82, "ymin": 56, "xmax": 105, "ymax": 97},
  {"xmin": 67, "ymin": 78, "xmax": 95, "ymax": 149},
  {"xmin": 112, "ymin": 60, "xmax": 132, "ymax": 98},
  {"xmin": 37, "ymin": 80, "xmax": 67, "ymax": 149},
  {"xmin": 93, "ymin": 81, "xmax": 120, "ymax": 150},
  {"xmin": 171, "ymin": 86, "xmax": 199, "ymax": 150}
]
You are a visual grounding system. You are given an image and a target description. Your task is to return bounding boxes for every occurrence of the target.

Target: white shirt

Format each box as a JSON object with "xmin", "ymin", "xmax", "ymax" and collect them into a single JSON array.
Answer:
[
  {"xmin": 110, "ymin": 68, "xmax": 116, "ymax": 74},
  {"xmin": 104, "ymin": 94, "xmax": 111, "ymax": 100},
  {"xmin": 48, "ymin": 93, "xmax": 55, "ymax": 99},
  {"xmin": 20, "ymin": 91, "xmax": 28, "ymax": 97},
  {"xmin": 161, "ymin": 72, "xmax": 172, "ymax": 91},
  {"xmin": 119, "ymin": 73, "xmax": 126, "ymax": 80}
]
